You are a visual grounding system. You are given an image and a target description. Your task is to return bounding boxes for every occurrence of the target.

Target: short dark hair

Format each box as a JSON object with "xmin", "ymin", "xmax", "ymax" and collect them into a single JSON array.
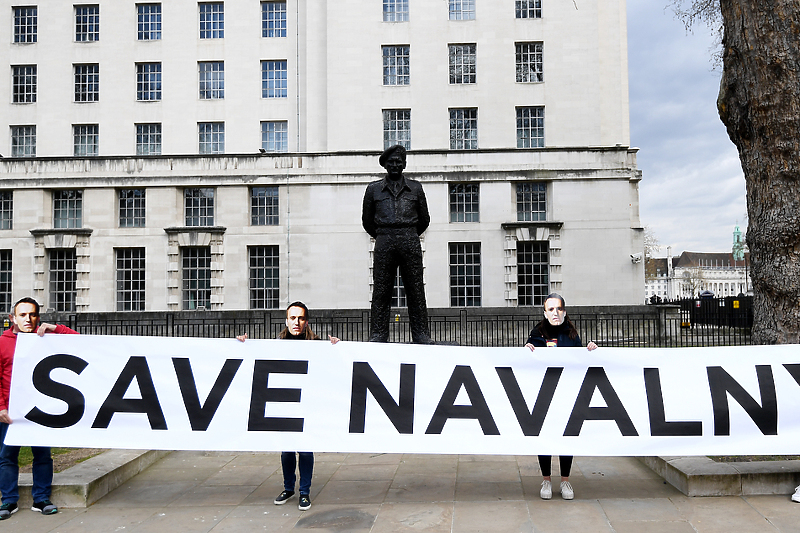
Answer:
[
  {"xmin": 286, "ymin": 301, "xmax": 310, "ymax": 320},
  {"xmin": 543, "ymin": 293, "xmax": 565, "ymax": 310},
  {"xmin": 379, "ymin": 145, "xmax": 407, "ymax": 167},
  {"xmin": 12, "ymin": 297, "xmax": 40, "ymax": 316}
]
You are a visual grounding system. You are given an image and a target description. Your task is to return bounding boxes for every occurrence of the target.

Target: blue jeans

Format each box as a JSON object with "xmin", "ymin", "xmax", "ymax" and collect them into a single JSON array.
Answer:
[
  {"xmin": 281, "ymin": 452, "xmax": 313, "ymax": 495},
  {"xmin": 0, "ymin": 423, "xmax": 53, "ymax": 504}
]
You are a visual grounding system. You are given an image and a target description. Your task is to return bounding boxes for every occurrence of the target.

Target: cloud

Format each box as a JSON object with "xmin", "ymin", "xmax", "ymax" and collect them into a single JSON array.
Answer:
[{"xmin": 627, "ymin": 0, "xmax": 746, "ymax": 255}]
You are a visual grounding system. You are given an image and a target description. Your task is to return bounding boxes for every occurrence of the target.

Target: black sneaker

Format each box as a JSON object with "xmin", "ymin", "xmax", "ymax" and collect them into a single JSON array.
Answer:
[
  {"xmin": 0, "ymin": 502, "xmax": 18, "ymax": 520},
  {"xmin": 274, "ymin": 490, "xmax": 295, "ymax": 505},
  {"xmin": 31, "ymin": 500, "xmax": 58, "ymax": 515},
  {"xmin": 298, "ymin": 495, "xmax": 311, "ymax": 511}
]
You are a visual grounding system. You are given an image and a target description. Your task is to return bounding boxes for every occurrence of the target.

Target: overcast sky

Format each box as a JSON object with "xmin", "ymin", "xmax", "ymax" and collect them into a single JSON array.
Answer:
[{"xmin": 626, "ymin": 1, "xmax": 746, "ymax": 256}]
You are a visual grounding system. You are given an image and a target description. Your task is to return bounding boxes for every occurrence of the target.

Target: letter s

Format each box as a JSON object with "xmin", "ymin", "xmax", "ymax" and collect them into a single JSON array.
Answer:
[{"xmin": 25, "ymin": 354, "xmax": 88, "ymax": 428}]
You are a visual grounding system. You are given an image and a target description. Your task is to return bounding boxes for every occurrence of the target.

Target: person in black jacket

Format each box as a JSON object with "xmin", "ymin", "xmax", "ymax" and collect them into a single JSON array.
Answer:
[{"xmin": 525, "ymin": 293, "xmax": 597, "ymax": 501}]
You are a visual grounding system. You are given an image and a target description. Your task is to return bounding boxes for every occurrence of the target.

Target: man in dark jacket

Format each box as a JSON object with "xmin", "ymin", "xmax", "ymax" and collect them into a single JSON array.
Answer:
[
  {"xmin": 0, "ymin": 297, "xmax": 78, "ymax": 520},
  {"xmin": 362, "ymin": 145, "xmax": 433, "ymax": 344}
]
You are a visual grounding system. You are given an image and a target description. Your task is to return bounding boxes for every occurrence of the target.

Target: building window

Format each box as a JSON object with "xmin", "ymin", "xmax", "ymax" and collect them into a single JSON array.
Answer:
[
  {"xmin": 382, "ymin": 45, "xmax": 410, "ymax": 86},
  {"xmin": 0, "ymin": 192, "xmax": 12, "ymax": 230},
  {"xmin": 74, "ymin": 64, "xmax": 99, "ymax": 102},
  {"xmin": 53, "ymin": 190, "xmax": 82, "ymax": 229},
  {"xmin": 116, "ymin": 248, "xmax": 145, "ymax": 311},
  {"xmin": 450, "ymin": 243, "xmax": 481, "ymax": 307},
  {"xmin": 185, "ymin": 188, "xmax": 214, "ymax": 226},
  {"xmin": 516, "ymin": 182, "xmax": 546, "ymax": 221},
  {"xmin": 136, "ymin": 123, "xmax": 162, "ymax": 155},
  {"xmin": 449, "ymin": 183, "xmax": 479, "ymax": 222},
  {"xmin": 119, "ymin": 189, "xmax": 146, "ymax": 227},
  {"xmin": 449, "ymin": 43, "xmax": 476, "ymax": 84},
  {"xmin": 516, "ymin": 106, "xmax": 544, "ymax": 148},
  {"xmin": 251, "ymin": 186, "xmax": 279, "ymax": 226},
  {"xmin": 262, "ymin": 1, "xmax": 286, "ymax": 37},
  {"xmin": 516, "ymin": 42, "xmax": 543, "ymax": 82},
  {"xmin": 199, "ymin": 3, "xmax": 223, "ymax": 39},
  {"xmin": 383, "ymin": 0, "xmax": 409, "ymax": 22},
  {"xmin": 261, "ymin": 121, "xmax": 288, "ymax": 153},
  {"xmin": 261, "ymin": 60, "xmax": 287, "ymax": 98},
  {"xmin": 137, "ymin": 3, "xmax": 161, "ymax": 40},
  {"xmin": 182, "ymin": 246, "xmax": 211, "ymax": 310},
  {"xmin": 517, "ymin": 241, "xmax": 549, "ymax": 306},
  {"xmin": 10, "ymin": 125, "xmax": 36, "ymax": 157},
  {"xmin": 75, "ymin": 5, "xmax": 100, "ymax": 42},
  {"xmin": 198, "ymin": 122, "xmax": 224, "ymax": 154},
  {"xmin": 382, "ymin": 109, "xmax": 411, "ymax": 149},
  {"xmin": 0, "ymin": 250, "xmax": 10, "ymax": 313},
  {"xmin": 13, "ymin": 6, "xmax": 37, "ymax": 43},
  {"xmin": 249, "ymin": 245, "xmax": 279, "ymax": 310},
  {"xmin": 136, "ymin": 62, "xmax": 161, "ymax": 101},
  {"xmin": 199, "ymin": 61, "xmax": 224, "ymax": 99},
  {"xmin": 449, "ymin": 0, "xmax": 475, "ymax": 20},
  {"xmin": 11, "ymin": 65, "xmax": 36, "ymax": 103},
  {"xmin": 392, "ymin": 268, "xmax": 407, "ymax": 308},
  {"xmin": 449, "ymin": 108, "xmax": 477, "ymax": 150},
  {"xmin": 73, "ymin": 124, "xmax": 99, "ymax": 156},
  {"xmin": 516, "ymin": 0, "xmax": 541, "ymax": 18},
  {"xmin": 49, "ymin": 249, "xmax": 77, "ymax": 312}
]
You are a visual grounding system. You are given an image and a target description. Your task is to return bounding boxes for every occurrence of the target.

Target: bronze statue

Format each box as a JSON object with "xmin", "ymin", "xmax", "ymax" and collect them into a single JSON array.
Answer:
[{"xmin": 362, "ymin": 145, "xmax": 433, "ymax": 344}]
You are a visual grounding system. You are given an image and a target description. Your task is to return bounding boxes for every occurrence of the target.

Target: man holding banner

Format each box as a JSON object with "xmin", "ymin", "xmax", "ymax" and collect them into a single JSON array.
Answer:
[{"xmin": 0, "ymin": 298, "xmax": 77, "ymax": 520}]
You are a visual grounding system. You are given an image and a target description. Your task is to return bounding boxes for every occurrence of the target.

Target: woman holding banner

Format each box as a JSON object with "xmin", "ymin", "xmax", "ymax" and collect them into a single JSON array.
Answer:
[{"xmin": 525, "ymin": 293, "xmax": 597, "ymax": 501}]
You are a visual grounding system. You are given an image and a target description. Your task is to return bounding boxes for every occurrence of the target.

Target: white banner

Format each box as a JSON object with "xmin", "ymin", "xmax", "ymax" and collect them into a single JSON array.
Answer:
[{"xmin": 6, "ymin": 334, "xmax": 800, "ymax": 455}]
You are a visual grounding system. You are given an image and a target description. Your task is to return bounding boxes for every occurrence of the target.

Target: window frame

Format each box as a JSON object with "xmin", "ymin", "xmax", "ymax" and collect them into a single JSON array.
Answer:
[
  {"xmin": 515, "ymin": 0, "xmax": 542, "ymax": 19},
  {"xmin": 136, "ymin": 123, "xmax": 162, "ymax": 155},
  {"xmin": 448, "ymin": 43, "xmax": 477, "ymax": 84},
  {"xmin": 49, "ymin": 248, "xmax": 77, "ymax": 312},
  {"xmin": 119, "ymin": 188, "xmax": 146, "ymax": 227},
  {"xmin": 116, "ymin": 247, "xmax": 146, "ymax": 311},
  {"xmin": 250, "ymin": 186, "xmax": 279, "ymax": 226},
  {"xmin": 449, "ymin": 183, "xmax": 480, "ymax": 223},
  {"xmin": 11, "ymin": 65, "xmax": 36, "ymax": 103},
  {"xmin": 136, "ymin": 62, "xmax": 162, "ymax": 101},
  {"xmin": 0, "ymin": 192, "xmax": 12, "ymax": 230},
  {"xmin": 10, "ymin": 125, "xmax": 36, "ymax": 157},
  {"xmin": 0, "ymin": 250, "xmax": 11, "ymax": 314},
  {"xmin": 75, "ymin": 4, "xmax": 100, "ymax": 42},
  {"xmin": 74, "ymin": 63, "xmax": 100, "ymax": 102},
  {"xmin": 517, "ymin": 240, "xmax": 549, "ymax": 306},
  {"xmin": 261, "ymin": 60, "xmax": 288, "ymax": 98},
  {"xmin": 199, "ymin": 2, "xmax": 224, "ymax": 39},
  {"xmin": 260, "ymin": 121, "xmax": 288, "ymax": 153},
  {"xmin": 261, "ymin": 1, "xmax": 287, "ymax": 37},
  {"xmin": 382, "ymin": 109, "xmax": 411, "ymax": 150},
  {"xmin": 248, "ymin": 245, "xmax": 280, "ymax": 310},
  {"xmin": 137, "ymin": 3, "xmax": 162, "ymax": 40},
  {"xmin": 382, "ymin": 45, "xmax": 410, "ymax": 86},
  {"xmin": 13, "ymin": 6, "xmax": 37, "ymax": 43},
  {"xmin": 449, "ymin": 0, "xmax": 475, "ymax": 20},
  {"xmin": 516, "ymin": 106, "xmax": 545, "ymax": 148},
  {"xmin": 449, "ymin": 242, "xmax": 482, "ymax": 307},
  {"xmin": 198, "ymin": 122, "xmax": 225, "ymax": 154},
  {"xmin": 198, "ymin": 61, "xmax": 224, "ymax": 99},
  {"xmin": 73, "ymin": 124, "xmax": 99, "ymax": 156},
  {"xmin": 449, "ymin": 108, "xmax": 478, "ymax": 150},
  {"xmin": 383, "ymin": 0, "xmax": 409, "ymax": 22},
  {"xmin": 53, "ymin": 189, "xmax": 83, "ymax": 229},
  {"xmin": 182, "ymin": 246, "xmax": 211, "ymax": 310},
  {"xmin": 516, "ymin": 182, "xmax": 547, "ymax": 222},
  {"xmin": 184, "ymin": 187, "xmax": 215, "ymax": 227}
]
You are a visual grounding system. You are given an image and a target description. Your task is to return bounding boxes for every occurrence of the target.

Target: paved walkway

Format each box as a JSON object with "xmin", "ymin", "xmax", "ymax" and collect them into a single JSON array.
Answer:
[{"xmin": 1, "ymin": 452, "xmax": 798, "ymax": 532}]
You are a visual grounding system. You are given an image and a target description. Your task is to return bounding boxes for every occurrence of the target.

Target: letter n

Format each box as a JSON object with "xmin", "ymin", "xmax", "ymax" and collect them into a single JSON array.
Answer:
[{"xmin": 349, "ymin": 362, "xmax": 415, "ymax": 434}]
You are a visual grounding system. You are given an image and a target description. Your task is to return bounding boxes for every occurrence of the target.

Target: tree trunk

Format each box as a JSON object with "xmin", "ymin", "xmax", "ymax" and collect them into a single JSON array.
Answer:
[{"xmin": 717, "ymin": 0, "xmax": 800, "ymax": 344}]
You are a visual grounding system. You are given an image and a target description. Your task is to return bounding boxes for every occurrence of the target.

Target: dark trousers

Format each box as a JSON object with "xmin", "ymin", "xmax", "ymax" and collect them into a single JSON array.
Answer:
[
  {"xmin": 281, "ymin": 451, "xmax": 313, "ymax": 495},
  {"xmin": 0, "ymin": 423, "xmax": 53, "ymax": 504},
  {"xmin": 538, "ymin": 455, "xmax": 572, "ymax": 478},
  {"xmin": 370, "ymin": 232, "xmax": 430, "ymax": 343}
]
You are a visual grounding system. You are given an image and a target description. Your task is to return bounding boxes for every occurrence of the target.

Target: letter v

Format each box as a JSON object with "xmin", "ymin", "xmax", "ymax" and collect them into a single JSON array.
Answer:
[
  {"xmin": 173, "ymin": 358, "xmax": 243, "ymax": 431},
  {"xmin": 496, "ymin": 367, "xmax": 562, "ymax": 436}
]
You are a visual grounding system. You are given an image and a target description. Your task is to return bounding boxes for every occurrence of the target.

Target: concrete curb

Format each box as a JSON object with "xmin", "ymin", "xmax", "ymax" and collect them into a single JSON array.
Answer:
[
  {"xmin": 18, "ymin": 449, "xmax": 172, "ymax": 508},
  {"xmin": 640, "ymin": 456, "xmax": 800, "ymax": 496}
]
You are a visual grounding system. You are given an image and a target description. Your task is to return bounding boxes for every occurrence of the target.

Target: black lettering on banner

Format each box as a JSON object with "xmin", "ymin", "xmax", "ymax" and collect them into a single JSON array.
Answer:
[
  {"xmin": 643, "ymin": 368, "xmax": 702, "ymax": 436},
  {"xmin": 24, "ymin": 354, "xmax": 88, "ymax": 429},
  {"xmin": 425, "ymin": 365, "xmax": 500, "ymax": 435},
  {"xmin": 564, "ymin": 367, "xmax": 638, "ymax": 437},
  {"xmin": 248, "ymin": 359, "xmax": 308, "ymax": 432},
  {"xmin": 782, "ymin": 364, "xmax": 800, "ymax": 387},
  {"xmin": 707, "ymin": 365, "xmax": 777, "ymax": 436},
  {"xmin": 173, "ymin": 358, "xmax": 243, "ymax": 431},
  {"xmin": 496, "ymin": 366, "xmax": 562, "ymax": 436},
  {"xmin": 349, "ymin": 362, "xmax": 415, "ymax": 434},
  {"xmin": 91, "ymin": 356, "xmax": 168, "ymax": 430}
]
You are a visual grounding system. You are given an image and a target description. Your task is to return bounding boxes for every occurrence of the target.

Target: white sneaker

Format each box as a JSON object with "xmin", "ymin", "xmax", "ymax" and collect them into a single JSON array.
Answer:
[
  {"xmin": 540, "ymin": 480, "xmax": 552, "ymax": 500},
  {"xmin": 560, "ymin": 481, "xmax": 574, "ymax": 500},
  {"xmin": 792, "ymin": 485, "xmax": 800, "ymax": 503}
]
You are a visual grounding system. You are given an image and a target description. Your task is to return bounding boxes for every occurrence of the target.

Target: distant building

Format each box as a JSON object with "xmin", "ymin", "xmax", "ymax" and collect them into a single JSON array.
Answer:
[
  {"xmin": 1, "ymin": 0, "xmax": 644, "ymax": 313},
  {"xmin": 645, "ymin": 227, "xmax": 751, "ymax": 302}
]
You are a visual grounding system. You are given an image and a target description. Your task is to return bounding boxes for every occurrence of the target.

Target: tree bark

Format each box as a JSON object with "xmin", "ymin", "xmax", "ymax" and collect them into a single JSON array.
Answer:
[{"xmin": 717, "ymin": 0, "xmax": 800, "ymax": 343}]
